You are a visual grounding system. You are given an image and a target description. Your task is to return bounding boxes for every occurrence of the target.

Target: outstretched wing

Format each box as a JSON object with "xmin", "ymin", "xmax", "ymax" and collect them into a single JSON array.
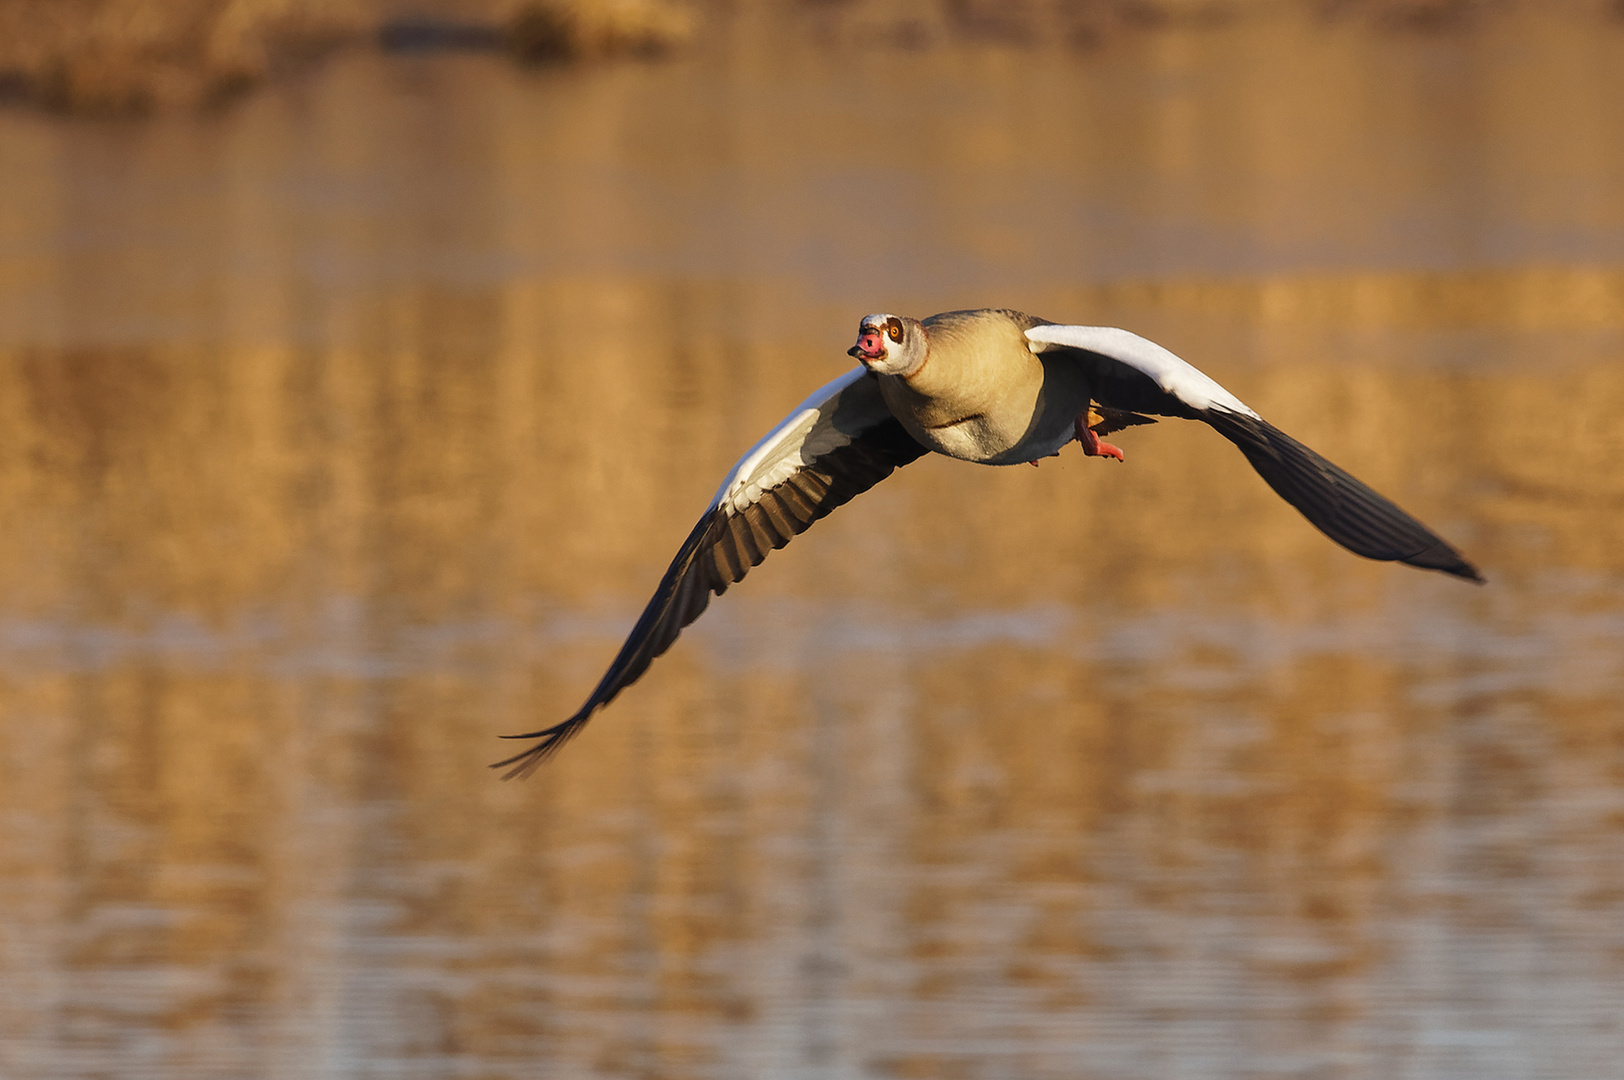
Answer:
[
  {"xmin": 495, "ymin": 368, "xmax": 928, "ymax": 777},
  {"xmin": 1025, "ymin": 323, "xmax": 1484, "ymax": 583}
]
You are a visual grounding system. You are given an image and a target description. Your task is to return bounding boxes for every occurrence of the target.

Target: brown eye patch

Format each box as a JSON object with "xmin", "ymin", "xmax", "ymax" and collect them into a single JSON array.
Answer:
[{"xmin": 886, "ymin": 318, "xmax": 904, "ymax": 343}]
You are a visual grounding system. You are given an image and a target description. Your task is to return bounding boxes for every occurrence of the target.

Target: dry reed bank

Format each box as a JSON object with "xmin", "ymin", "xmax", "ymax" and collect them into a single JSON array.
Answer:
[{"xmin": 2, "ymin": 0, "xmax": 1622, "ymax": 113}]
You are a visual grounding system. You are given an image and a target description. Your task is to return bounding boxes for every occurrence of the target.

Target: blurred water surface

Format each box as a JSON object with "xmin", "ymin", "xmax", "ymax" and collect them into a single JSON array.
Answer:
[{"xmin": 2, "ymin": 10, "xmax": 1624, "ymax": 1080}]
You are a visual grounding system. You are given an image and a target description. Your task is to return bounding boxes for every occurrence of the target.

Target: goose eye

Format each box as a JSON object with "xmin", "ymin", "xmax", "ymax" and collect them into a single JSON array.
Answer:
[{"xmin": 886, "ymin": 320, "xmax": 904, "ymax": 343}]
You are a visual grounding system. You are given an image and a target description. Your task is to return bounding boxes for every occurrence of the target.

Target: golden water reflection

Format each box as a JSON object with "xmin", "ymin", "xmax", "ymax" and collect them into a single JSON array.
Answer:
[
  {"xmin": 2, "ymin": 13, "xmax": 1624, "ymax": 1080},
  {"xmin": 2, "ymin": 280, "xmax": 1621, "ymax": 1078}
]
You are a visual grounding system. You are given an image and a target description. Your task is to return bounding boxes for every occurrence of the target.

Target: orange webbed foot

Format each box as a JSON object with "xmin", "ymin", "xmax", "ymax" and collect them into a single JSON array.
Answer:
[{"xmin": 1075, "ymin": 415, "xmax": 1125, "ymax": 462}]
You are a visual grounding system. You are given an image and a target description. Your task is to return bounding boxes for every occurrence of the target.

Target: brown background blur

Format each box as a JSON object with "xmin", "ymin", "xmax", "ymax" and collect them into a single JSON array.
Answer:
[{"xmin": 1, "ymin": 3, "xmax": 1622, "ymax": 1078}]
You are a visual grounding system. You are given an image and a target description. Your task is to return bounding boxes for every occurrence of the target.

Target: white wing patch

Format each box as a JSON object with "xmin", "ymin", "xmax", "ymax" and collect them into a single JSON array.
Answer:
[
  {"xmin": 1024, "ymin": 324, "xmax": 1259, "ymax": 419},
  {"xmin": 712, "ymin": 367, "xmax": 877, "ymax": 515}
]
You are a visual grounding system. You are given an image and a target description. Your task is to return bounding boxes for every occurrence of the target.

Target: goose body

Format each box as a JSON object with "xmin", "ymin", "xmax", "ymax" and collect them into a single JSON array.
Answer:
[
  {"xmin": 873, "ymin": 309, "xmax": 1079, "ymax": 463},
  {"xmin": 495, "ymin": 309, "xmax": 1483, "ymax": 777}
]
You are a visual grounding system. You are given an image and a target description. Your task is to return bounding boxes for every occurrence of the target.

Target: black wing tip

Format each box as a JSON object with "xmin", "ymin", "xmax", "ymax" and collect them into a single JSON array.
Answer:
[
  {"xmin": 1406, "ymin": 545, "xmax": 1487, "ymax": 584},
  {"xmin": 490, "ymin": 713, "xmax": 592, "ymax": 780},
  {"xmin": 1207, "ymin": 411, "xmax": 1486, "ymax": 585}
]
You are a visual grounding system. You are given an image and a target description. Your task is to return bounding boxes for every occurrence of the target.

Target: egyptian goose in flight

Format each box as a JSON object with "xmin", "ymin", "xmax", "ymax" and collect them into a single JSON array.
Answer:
[{"xmin": 495, "ymin": 309, "xmax": 1482, "ymax": 777}]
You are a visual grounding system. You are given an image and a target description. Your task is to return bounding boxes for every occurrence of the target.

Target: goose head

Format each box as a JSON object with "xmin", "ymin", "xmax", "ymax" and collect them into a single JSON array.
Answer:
[{"xmin": 849, "ymin": 313, "xmax": 926, "ymax": 377}]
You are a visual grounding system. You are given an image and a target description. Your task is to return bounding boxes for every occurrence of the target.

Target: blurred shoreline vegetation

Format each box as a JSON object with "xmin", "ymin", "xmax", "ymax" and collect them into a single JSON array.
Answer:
[
  {"xmin": 0, "ymin": 0, "xmax": 698, "ymax": 113},
  {"xmin": 0, "ymin": 0, "xmax": 1619, "ymax": 114}
]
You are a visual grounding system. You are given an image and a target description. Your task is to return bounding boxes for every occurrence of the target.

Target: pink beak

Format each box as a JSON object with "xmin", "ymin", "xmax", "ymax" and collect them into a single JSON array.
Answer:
[{"xmin": 849, "ymin": 329, "xmax": 886, "ymax": 361}]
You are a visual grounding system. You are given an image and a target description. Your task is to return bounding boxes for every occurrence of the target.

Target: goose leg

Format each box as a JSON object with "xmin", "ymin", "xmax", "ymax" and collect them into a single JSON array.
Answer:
[{"xmin": 1076, "ymin": 414, "xmax": 1125, "ymax": 462}]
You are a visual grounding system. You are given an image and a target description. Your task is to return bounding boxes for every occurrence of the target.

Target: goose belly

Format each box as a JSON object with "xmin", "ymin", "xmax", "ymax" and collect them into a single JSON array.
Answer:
[
  {"xmin": 979, "ymin": 409, "xmax": 1078, "ymax": 465},
  {"xmin": 915, "ymin": 414, "xmax": 1016, "ymax": 462}
]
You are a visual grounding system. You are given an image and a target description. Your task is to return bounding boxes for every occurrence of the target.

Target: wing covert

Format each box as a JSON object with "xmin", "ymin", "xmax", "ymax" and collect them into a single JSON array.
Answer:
[{"xmin": 1026, "ymin": 323, "xmax": 1260, "ymax": 418}]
